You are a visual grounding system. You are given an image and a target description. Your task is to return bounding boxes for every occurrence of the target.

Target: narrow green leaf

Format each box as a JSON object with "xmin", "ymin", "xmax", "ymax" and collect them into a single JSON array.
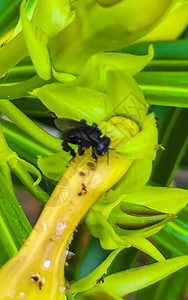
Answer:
[
  {"xmin": 120, "ymin": 39, "xmax": 188, "ymax": 60},
  {"xmin": 150, "ymin": 108, "xmax": 188, "ymax": 186},
  {"xmin": 0, "ymin": 0, "xmax": 21, "ymax": 38},
  {"xmin": 0, "ymin": 171, "xmax": 31, "ymax": 250},
  {"xmin": 135, "ymin": 268, "xmax": 188, "ymax": 300},
  {"xmin": 140, "ymin": 84, "xmax": 188, "ymax": 108},
  {"xmin": 145, "ymin": 60, "xmax": 188, "ymax": 72},
  {"xmin": 0, "ymin": 213, "xmax": 18, "ymax": 260},
  {"xmin": 101, "ymin": 255, "xmax": 188, "ymax": 297},
  {"xmin": 153, "ymin": 208, "xmax": 188, "ymax": 256},
  {"xmin": 135, "ymin": 71, "xmax": 188, "ymax": 86}
]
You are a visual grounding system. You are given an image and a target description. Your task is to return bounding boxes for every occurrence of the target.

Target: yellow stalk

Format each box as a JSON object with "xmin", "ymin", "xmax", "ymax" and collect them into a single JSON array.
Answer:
[{"xmin": 0, "ymin": 117, "xmax": 139, "ymax": 299}]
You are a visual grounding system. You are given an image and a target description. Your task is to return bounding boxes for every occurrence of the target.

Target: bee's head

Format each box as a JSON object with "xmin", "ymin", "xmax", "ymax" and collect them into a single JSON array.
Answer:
[{"xmin": 96, "ymin": 136, "xmax": 111, "ymax": 155}]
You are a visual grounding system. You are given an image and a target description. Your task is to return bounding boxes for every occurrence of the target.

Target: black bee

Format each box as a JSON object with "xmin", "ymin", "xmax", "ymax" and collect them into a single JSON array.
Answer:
[{"xmin": 54, "ymin": 118, "xmax": 111, "ymax": 160}]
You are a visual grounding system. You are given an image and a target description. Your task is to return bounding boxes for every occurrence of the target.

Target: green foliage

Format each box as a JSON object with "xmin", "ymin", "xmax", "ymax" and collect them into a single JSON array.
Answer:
[{"xmin": 0, "ymin": 0, "xmax": 188, "ymax": 299}]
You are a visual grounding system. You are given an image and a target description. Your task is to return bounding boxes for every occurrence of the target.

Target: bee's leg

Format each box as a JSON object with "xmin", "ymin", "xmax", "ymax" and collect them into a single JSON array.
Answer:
[
  {"xmin": 62, "ymin": 140, "xmax": 76, "ymax": 158},
  {"xmin": 92, "ymin": 122, "xmax": 97, "ymax": 128},
  {"xmin": 92, "ymin": 147, "xmax": 98, "ymax": 161},
  {"xmin": 107, "ymin": 150, "xmax": 109, "ymax": 165},
  {"xmin": 78, "ymin": 145, "xmax": 85, "ymax": 156},
  {"xmin": 80, "ymin": 119, "xmax": 87, "ymax": 125}
]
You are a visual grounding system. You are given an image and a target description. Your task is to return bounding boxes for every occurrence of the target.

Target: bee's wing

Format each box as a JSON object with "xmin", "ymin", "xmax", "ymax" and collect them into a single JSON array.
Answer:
[{"xmin": 54, "ymin": 118, "xmax": 81, "ymax": 134}]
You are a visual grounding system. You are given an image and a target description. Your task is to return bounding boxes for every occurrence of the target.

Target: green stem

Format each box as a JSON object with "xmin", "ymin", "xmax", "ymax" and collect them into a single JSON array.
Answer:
[
  {"xmin": 1, "ymin": 118, "xmax": 54, "ymax": 165},
  {"xmin": 0, "ymin": 100, "xmax": 62, "ymax": 152},
  {"xmin": 0, "ymin": 162, "xmax": 13, "ymax": 191},
  {"xmin": 0, "ymin": 75, "xmax": 50, "ymax": 99},
  {"xmin": 10, "ymin": 160, "xmax": 49, "ymax": 205},
  {"xmin": 0, "ymin": 121, "xmax": 13, "ymax": 155}
]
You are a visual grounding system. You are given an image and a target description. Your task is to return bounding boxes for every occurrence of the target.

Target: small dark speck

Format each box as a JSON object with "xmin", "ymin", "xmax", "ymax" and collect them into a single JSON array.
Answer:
[
  {"xmin": 31, "ymin": 274, "xmax": 39, "ymax": 282},
  {"xmin": 96, "ymin": 276, "xmax": 104, "ymax": 284},
  {"xmin": 78, "ymin": 183, "xmax": 87, "ymax": 196},
  {"xmin": 82, "ymin": 183, "xmax": 87, "ymax": 194},
  {"xmin": 66, "ymin": 284, "xmax": 71, "ymax": 290},
  {"xmin": 82, "ymin": 183, "xmax": 87, "ymax": 191},
  {"xmin": 80, "ymin": 171, "xmax": 86, "ymax": 176},
  {"xmin": 38, "ymin": 281, "xmax": 43, "ymax": 290},
  {"xmin": 87, "ymin": 162, "xmax": 96, "ymax": 170}
]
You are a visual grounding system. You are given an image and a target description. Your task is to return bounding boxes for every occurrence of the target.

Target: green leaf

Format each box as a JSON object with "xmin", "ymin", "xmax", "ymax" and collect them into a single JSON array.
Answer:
[
  {"xmin": 99, "ymin": 255, "xmax": 188, "ymax": 298},
  {"xmin": 0, "ymin": 0, "xmax": 21, "ymax": 38},
  {"xmin": 0, "ymin": 171, "xmax": 31, "ymax": 251},
  {"xmin": 0, "ymin": 212, "xmax": 18, "ymax": 265},
  {"xmin": 150, "ymin": 108, "xmax": 188, "ymax": 186},
  {"xmin": 120, "ymin": 39, "xmax": 188, "ymax": 60},
  {"xmin": 135, "ymin": 71, "xmax": 188, "ymax": 87},
  {"xmin": 140, "ymin": 84, "xmax": 188, "ymax": 108},
  {"xmin": 154, "ymin": 207, "xmax": 188, "ymax": 256},
  {"xmin": 135, "ymin": 268, "xmax": 188, "ymax": 300}
]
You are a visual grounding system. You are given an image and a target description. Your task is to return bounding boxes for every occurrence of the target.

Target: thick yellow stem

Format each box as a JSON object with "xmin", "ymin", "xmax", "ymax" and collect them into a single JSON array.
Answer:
[{"xmin": 0, "ymin": 117, "xmax": 139, "ymax": 299}]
